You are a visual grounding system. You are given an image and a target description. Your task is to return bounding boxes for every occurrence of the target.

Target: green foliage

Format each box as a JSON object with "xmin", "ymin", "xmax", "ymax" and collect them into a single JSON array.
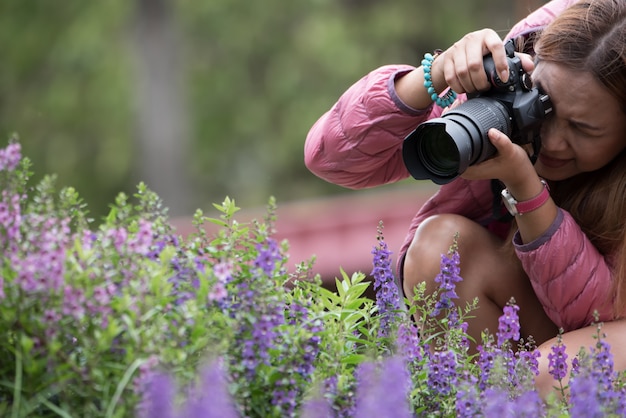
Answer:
[{"xmin": 2, "ymin": 140, "xmax": 626, "ymax": 417}]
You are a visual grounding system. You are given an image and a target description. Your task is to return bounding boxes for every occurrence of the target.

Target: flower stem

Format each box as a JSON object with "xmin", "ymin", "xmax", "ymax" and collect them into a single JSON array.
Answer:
[
  {"xmin": 11, "ymin": 340, "xmax": 22, "ymax": 418},
  {"xmin": 104, "ymin": 358, "xmax": 146, "ymax": 418}
]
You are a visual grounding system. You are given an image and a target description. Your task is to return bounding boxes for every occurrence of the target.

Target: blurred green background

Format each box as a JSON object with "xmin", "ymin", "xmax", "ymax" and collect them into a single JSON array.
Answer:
[{"xmin": 0, "ymin": 0, "xmax": 545, "ymax": 220}]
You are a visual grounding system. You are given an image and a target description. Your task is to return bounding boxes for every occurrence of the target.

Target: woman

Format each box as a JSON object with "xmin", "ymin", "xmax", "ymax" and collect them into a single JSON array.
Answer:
[{"xmin": 304, "ymin": 0, "xmax": 626, "ymax": 396}]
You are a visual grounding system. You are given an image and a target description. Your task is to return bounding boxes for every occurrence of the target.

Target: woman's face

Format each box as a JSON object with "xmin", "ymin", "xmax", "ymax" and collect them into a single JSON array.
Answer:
[{"xmin": 531, "ymin": 61, "xmax": 626, "ymax": 181}]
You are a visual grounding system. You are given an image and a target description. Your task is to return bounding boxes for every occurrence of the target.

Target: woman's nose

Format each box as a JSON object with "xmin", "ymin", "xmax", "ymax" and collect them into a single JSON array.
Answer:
[{"xmin": 540, "ymin": 119, "xmax": 568, "ymax": 152}]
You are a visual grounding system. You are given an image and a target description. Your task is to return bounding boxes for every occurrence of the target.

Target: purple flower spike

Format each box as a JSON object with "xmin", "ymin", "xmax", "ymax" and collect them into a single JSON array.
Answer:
[
  {"xmin": 299, "ymin": 397, "xmax": 333, "ymax": 418},
  {"xmin": 371, "ymin": 231, "xmax": 402, "ymax": 337},
  {"xmin": 569, "ymin": 374, "xmax": 602, "ymax": 417},
  {"xmin": 182, "ymin": 359, "xmax": 239, "ymax": 418},
  {"xmin": 497, "ymin": 303, "xmax": 520, "ymax": 347},
  {"xmin": 547, "ymin": 341, "xmax": 568, "ymax": 382},
  {"xmin": 431, "ymin": 249, "xmax": 462, "ymax": 317},
  {"xmin": 139, "ymin": 373, "xmax": 176, "ymax": 418},
  {"xmin": 428, "ymin": 349, "xmax": 458, "ymax": 396},
  {"xmin": 396, "ymin": 321, "xmax": 422, "ymax": 362},
  {"xmin": 354, "ymin": 357, "xmax": 412, "ymax": 418}
]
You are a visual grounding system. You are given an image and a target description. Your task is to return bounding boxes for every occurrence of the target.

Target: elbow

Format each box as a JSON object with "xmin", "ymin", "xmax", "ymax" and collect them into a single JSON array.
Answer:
[{"xmin": 304, "ymin": 119, "xmax": 335, "ymax": 180}]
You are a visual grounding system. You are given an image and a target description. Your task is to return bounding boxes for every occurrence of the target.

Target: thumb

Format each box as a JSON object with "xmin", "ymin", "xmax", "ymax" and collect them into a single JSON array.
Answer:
[{"xmin": 488, "ymin": 128, "xmax": 512, "ymax": 151}]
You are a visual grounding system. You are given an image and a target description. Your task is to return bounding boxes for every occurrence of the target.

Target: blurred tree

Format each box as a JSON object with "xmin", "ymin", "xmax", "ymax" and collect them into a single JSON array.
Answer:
[
  {"xmin": 133, "ymin": 0, "xmax": 192, "ymax": 216},
  {"xmin": 0, "ymin": 0, "xmax": 134, "ymax": 219},
  {"xmin": 0, "ymin": 0, "xmax": 538, "ymax": 219}
]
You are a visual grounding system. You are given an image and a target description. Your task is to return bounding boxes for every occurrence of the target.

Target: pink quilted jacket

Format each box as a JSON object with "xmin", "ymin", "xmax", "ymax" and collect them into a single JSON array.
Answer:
[{"xmin": 304, "ymin": 0, "xmax": 617, "ymax": 331}]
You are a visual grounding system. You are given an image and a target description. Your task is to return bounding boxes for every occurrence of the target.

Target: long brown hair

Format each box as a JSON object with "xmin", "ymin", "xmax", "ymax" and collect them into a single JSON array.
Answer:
[{"xmin": 532, "ymin": 0, "xmax": 626, "ymax": 316}]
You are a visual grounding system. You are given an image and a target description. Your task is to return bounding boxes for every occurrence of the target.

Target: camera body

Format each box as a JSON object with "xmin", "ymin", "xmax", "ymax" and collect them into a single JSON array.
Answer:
[{"xmin": 402, "ymin": 39, "xmax": 552, "ymax": 184}]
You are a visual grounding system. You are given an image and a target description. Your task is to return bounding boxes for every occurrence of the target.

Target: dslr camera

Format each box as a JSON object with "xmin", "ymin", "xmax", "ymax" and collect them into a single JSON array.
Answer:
[{"xmin": 402, "ymin": 39, "xmax": 552, "ymax": 184}]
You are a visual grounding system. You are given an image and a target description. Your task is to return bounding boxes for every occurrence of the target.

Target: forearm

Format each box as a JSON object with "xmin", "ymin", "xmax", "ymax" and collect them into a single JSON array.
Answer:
[
  {"xmin": 394, "ymin": 64, "xmax": 449, "ymax": 110},
  {"xmin": 304, "ymin": 65, "xmax": 438, "ymax": 188}
]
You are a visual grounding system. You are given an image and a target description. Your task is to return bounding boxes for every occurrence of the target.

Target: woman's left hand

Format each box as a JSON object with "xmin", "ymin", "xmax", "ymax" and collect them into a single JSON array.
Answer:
[{"xmin": 460, "ymin": 128, "xmax": 538, "ymax": 189}]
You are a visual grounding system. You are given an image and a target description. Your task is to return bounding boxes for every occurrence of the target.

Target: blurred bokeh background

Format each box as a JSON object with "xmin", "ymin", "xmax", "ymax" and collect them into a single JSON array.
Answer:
[{"xmin": 0, "ymin": 0, "xmax": 546, "ymax": 220}]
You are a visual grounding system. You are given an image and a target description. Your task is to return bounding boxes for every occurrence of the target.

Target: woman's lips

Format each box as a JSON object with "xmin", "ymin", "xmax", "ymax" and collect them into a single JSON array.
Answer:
[{"xmin": 538, "ymin": 154, "xmax": 571, "ymax": 169}]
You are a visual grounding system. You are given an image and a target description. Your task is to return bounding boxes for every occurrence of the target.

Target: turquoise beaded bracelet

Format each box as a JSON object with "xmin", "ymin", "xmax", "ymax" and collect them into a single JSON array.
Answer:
[{"xmin": 422, "ymin": 51, "xmax": 457, "ymax": 108}]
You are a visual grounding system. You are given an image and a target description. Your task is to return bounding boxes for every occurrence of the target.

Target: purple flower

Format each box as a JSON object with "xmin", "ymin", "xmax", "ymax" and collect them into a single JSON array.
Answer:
[
  {"xmin": 138, "ymin": 373, "xmax": 176, "ymax": 418},
  {"xmin": 62, "ymin": 285, "xmax": 86, "ymax": 321},
  {"xmin": 180, "ymin": 359, "xmax": 239, "ymax": 418},
  {"xmin": 547, "ymin": 341, "xmax": 568, "ymax": 381},
  {"xmin": 354, "ymin": 357, "xmax": 412, "ymax": 418},
  {"xmin": 10, "ymin": 215, "xmax": 69, "ymax": 294},
  {"xmin": 476, "ymin": 344, "xmax": 496, "ymax": 390},
  {"xmin": 371, "ymin": 232, "xmax": 402, "ymax": 337},
  {"xmin": 213, "ymin": 261, "xmax": 233, "ymax": 283},
  {"xmin": 228, "ymin": 240, "xmax": 286, "ymax": 388},
  {"xmin": 456, "ymin": 376, "xmax": 481, "ymax": 418},
  {"xmin": 254, "ymin": 237, "xmax": 282, "ymax": 277},
  {"xmin": 0, "ymin": 142, "xmax": 21, "ymax": 172},
  {"xmin": 591, "ymin": 339, "xmax": 614, "ymax": 389},
  {"xmin": 129, "ymin": 219, "xmax": 154, "ymax": 255},
  {"xmin": 496, "ymin": 303, "xmax": 520, "ymax": 347},
  {"xmin": 517, "ymin": 346, "xmax": 540, "ymax": 377},
  {"xmin": 431, "ymin": 248, "xmax": 462, "ymax": 317},
  {"xmin": 110, "ymin": 227, "xmax": 128, "ymax": 253},
  {"xmin": 481, "ymin": 388, "xmax": 514, "ymax": 417},
  {"xmin": 569, "ymin": 374, "xmax": 603, "ymax": 417},
  {"xmin": 512, "ymin": 390, "xmax": 545, "ymax": 417},
  {"xmin": 299, "ymin": 397, "xmax": 333, "ymax": 418},
  {"xmin": 571, "ymin": 356, "xmax": 581, "ymax": 376},
  {"xmin": 285, "ymin": 301, "xmax": 322, "ymax": 378},
  {"xmin": 428, "ymin": 349, "xmax": 458, "ymax": 396},
  {"xmin": 208, "ymin": 281, "xmax": 227, "ymax": 302},
  {"xmin": 396, "ymin": 321, "xmax": 422, "ymax": 362}
]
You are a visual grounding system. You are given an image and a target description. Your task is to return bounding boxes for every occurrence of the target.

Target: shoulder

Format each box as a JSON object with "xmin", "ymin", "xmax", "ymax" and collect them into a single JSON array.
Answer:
[{"xmin": 505, "ymin": 0, "xmax": 581, "ymax": 40}]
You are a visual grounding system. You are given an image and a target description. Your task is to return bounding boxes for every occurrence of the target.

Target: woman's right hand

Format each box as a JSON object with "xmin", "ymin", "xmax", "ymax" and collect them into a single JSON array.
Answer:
[
  {"xmin": 396, "ymin": 29, "xmax": 509, "ymax": 110},
  {"xmin": 434, "ymin": 28, "xmax": 511, "ymax": 95},
  {"xmin": 396, "ymin": 28, "xmax": 534, "ymax": 110}
]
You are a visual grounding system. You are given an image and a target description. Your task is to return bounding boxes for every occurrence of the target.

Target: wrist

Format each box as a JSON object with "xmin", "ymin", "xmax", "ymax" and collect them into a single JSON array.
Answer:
[
  {"xmin": 501, "ymin": 179, "xmax": 550, "ymax": 216},
  {"xmin": 422, "ymin": 50, "xmax": 456, "ymax": 108}
]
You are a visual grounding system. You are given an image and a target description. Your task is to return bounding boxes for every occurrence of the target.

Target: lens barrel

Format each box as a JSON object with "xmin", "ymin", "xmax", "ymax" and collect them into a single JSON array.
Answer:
[{"xmin": 402, "ymin": 98, "xmax": 511, "ymax": 184}]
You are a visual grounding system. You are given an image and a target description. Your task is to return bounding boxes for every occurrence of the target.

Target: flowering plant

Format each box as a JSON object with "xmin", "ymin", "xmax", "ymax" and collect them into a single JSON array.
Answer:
[{"xmin": 0, "ymin": 138, "xmax": 625, "ymax": 417}]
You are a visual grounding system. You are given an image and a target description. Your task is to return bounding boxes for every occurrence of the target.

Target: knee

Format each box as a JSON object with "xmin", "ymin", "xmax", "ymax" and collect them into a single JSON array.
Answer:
[
  {"xmin": 405, "ymin": 214, "xmax": 482, "ymax": 267},
  {"xmin": 403, "ymin": 214, "xmax": 472, "ymax": 296},
  {"xmin": 408, "ymin": 214, "xmax": 469, "ymax": 255}
]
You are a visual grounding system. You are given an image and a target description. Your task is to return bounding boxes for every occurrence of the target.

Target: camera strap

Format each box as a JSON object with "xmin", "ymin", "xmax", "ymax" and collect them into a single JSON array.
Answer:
[
  {"xmin": 491, "ymin": 179, "xmax": 514, "ymax": 223},
  {"xmin": 529, "ymin": 134, "xmax": 541, "ymax": 165}
]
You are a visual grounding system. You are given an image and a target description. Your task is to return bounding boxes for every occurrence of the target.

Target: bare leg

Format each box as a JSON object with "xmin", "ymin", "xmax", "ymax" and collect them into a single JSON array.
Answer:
[
  {"xmin": 403, "ymin": 214, "xmax": 558, "ymax": 352},
  {"xmin": 535, "ymin": 319, "xmax": 626, "ymax": 398}
]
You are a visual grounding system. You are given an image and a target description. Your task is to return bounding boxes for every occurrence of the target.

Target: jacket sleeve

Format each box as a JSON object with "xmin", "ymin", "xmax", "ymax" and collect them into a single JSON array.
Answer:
[
  {"xmin": 514, "ymin": 209, "xmax": 616, "ymax": 331},
  {"xmin": 504, "ymin": 0, "xmax": 581, "ymax": 40},
  {"xmin": 304, "ymin": 65, "xmax": 445, "ymax": 189}
]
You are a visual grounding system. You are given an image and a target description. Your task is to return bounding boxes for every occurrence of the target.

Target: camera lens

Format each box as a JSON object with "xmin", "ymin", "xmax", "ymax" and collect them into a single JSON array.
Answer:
[
  {"xmin": 402, "ymin": 98, "xmax": 511, "ymax": 184},
  {"xmin": 418, "ymin": 125, "xmax": 459, "ymax": 178}
]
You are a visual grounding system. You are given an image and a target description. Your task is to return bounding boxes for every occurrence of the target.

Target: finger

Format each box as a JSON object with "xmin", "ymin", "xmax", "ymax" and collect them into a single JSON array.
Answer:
[
  {"xmin": 517, "ymin": 52, "xmax": 535, "ymax": 74},
  {"xmin": 456, "ymin": 30, "xmax": 506, "ymax": 92},
  {"xmin": 440, "ymin": 45, "xmax": 467, "ymax": 93},
  {"xmin": 464, "ymin": 34, "xmax": 492, "ymax": 91},
  {"xmin": 483, "ymin": 36, "xmax": 509, "ymax": 83}
]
